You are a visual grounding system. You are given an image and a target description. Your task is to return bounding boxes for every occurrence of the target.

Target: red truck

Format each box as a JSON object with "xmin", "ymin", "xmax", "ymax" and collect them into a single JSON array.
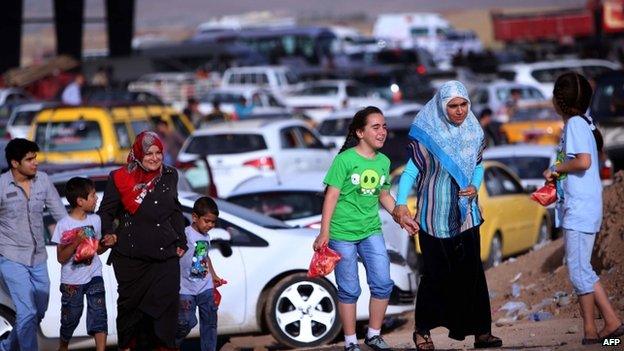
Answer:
[{"xmin": 492, "ymin": 0, "xmax": 624, "ymax": 43}]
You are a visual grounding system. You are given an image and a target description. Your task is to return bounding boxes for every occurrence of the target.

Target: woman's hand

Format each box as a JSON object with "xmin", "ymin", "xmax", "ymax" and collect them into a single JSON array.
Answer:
[
  {"xmin": 392, "ymin": 205, "xmax": 420, "ymax": 236},
  {"xmin": 313, "ymin": 232, "xmax": 329, "ymax": 251},
  {"xmin": 458, "ymin": 185, "xmax": 478, "ymax": 198},
  {"xmin": 213, "ymin": 276, "xmax": 227, "ymax": 287},
  {"xmin": 176, "ymin": 247, "xmax": 186, "ymax": 257}
]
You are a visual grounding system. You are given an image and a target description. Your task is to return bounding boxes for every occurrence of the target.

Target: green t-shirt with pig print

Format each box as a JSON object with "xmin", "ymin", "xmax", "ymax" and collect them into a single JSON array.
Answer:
[{"xmin": 323, "ymin": 147, "xmax": 391, "ymax": 241}]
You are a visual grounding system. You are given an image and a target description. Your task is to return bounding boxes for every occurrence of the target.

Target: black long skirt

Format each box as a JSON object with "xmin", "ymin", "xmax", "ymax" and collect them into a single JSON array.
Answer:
[
  {"xmin": 111, "ymin": 252, "xmax": 180, "ymax": 349},
  {"xmin": 415, "ymin": 226, "xmax": 492, "ymax": 340}
]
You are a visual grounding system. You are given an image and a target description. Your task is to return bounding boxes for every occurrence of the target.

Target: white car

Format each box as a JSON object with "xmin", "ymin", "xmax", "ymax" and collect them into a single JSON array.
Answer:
[
  {"xmin": 177, "ymin": 119, "xmax": 334, "ymax": 197},
  {"xmin": 6, "ymin": 102, "xmax": 58, "ymax": 139},
  {"xmin": 315, "ymin": 105, "xmax": 420, "ymax": 154},
  {"xmin": 227, "ymin": 171, "xmax": 414, "ymax": 268},
  {"xmin": 221, "ymin": 66, "xmax": 300, "ymax": 97},
  {"xmin": 0, "ymin": 193, "xmax": 416, "ymax": 349},
  {"xmin": 498, "ymin": 59, "xmax": 621, "ymax": 98},
  {"xmin": 197, "ymin": 87, "xmax": 289, "ymax": 118},
  {"xmin": 470, "ymin": 81, "xmax": 545, "ymax": 122},
  {"xmin": 282, "ymin": 80, "xmax": 389, "ymax": 122},
  {"xmin": 483, "ymin": 144, "xmax": 613, "ymax": 191}
]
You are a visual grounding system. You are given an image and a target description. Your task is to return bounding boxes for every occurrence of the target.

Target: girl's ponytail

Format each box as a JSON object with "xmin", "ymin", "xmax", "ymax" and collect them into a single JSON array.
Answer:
[{"xmin": 337, "ymin": 106, "xmax": 383, "ymax": 153}]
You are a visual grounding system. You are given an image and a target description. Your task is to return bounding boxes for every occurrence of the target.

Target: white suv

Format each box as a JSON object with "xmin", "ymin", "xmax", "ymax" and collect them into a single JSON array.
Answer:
[
  {"xmin": 177, "ymin": 119, "xmax": 334, "ymax": 197},
  {"xmin": 498, "ymin": 59, "xmax": 621, "ymax": 98},
  {"xmin": 221, "ymin": 66, "xmax": 300, "ymax": 96}
]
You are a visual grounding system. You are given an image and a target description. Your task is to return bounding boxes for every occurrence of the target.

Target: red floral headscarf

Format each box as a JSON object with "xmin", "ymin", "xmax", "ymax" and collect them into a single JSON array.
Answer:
[{"xmin": 112, "ymin": 131, "xmax": 165, "ymax": 214}]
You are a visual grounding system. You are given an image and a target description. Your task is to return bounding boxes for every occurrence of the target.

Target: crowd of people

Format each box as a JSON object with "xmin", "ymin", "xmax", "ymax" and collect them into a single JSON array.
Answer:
[{"xmin": 0, "ymin": 72, "xmax": 622, "ymax": 351}]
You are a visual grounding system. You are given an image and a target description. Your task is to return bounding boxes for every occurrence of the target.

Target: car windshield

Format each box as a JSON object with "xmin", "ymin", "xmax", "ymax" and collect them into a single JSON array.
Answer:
[
  {"xmin": 591, "ymin": 76, "xmax": 624, "ymax": 122},
  {"xmin": 296, "ymin": 86, "xmax": 339, "ymax": 96},
  {"xmin": 228, "ymin": 191, "xmax": 324, "ymax": 221},
  {"xmin": 35, "ymin": 121, "xmax": 102, "ymax": 152},
  {"xmin": 318, "ymin": 117, "xmax": 350, "ymax": 136},
  {"xmin": 182, "ymin": 194, "xmax": 292, "ymax": 229},
  {"xmin": 511, "ymin": 107, "xmax": 559, "ymax": 122},
  {"xmin": 185, "ymin": 134, "xmax": 267, "ymax": 155},
  {"xmin": 12, "ymin": 110, "xmax": 38, "ymax": 126},
  {"xmin": 201, "ymin": 92, "xmax": 244, "ymax": 104},
  {"xmin": 487, "ymin": 157, "xmax": 551, "ymax": 179}
]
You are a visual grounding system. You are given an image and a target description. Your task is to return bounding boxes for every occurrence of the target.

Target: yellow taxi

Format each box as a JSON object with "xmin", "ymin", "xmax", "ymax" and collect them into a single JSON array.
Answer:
[
  {"xmin": 501, "ymin": 102, "xmax": 563, "ymax": 145},
  {"xmin": 30, "ymin": 104, "xmax": 194, "ymax": 165},
  {"xmin": 392, "ymin": 161, "xmax": 550, "ymax": 268}
]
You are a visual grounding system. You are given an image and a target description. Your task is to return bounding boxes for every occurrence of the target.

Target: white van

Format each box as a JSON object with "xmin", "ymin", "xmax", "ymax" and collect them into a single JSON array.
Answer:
[
  {"xmin": 373, "ymin": 13, "xmax": 450, "ymax": 53},
  {"xmin": 221, "ymin": 66, "xmax": 300, "ymax": 96}
]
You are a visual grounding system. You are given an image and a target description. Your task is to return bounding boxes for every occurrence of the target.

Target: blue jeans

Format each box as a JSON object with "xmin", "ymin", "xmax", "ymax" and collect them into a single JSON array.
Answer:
[
  {"xmin": 0, "ymin": 257, "xmax": 49, "ymax": 351},
  {"xmin": 329, "ymin": 234, "xmax": 394, "ymax": 304},
  {"xmin": 564, "ymin": 229, "xmax": 599, "ymax": 295},
  {"xmin": 176, "ymin": 288, "xmax": 218, "ymax": 351},
  {"xmin": 59, "ymin": 276, "xmax": 108, "ymax": 342}
]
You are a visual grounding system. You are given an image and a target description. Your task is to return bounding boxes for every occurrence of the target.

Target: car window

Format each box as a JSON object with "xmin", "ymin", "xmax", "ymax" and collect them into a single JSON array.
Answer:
[
  {"xmin": 114, "ymin": 122, "xmax": 131, "ymax": 148},
  {"xmin": 346, "ymin": 85, "xmax": 368, "ymax": 97},
  {"xmin": 202, "ymin": 92, "xmax": 243, "ymax": 104},
  {"xmin": 582, "ymin": 65, "xmax": 613, "ymax": 79},
  {"xmin": 12, "ymin": 110, "xmax": 38, "ymax": 126},
  {"xmin": 280, "ymin": 127, "xmax": 300, "ymax": 149},
  {"xmin": 591, "ymin": 75, "xmax": 624, "ymax": 121},
  {"xmin": 487, "ymin": 156, "xmax": 551, "ymax": 180},
  {"xmin": 297, "ymin": 86, "xmax": 339, "ymax": 96},
  {"xmin": 258, "ymin": 74, "xmax": 269, "ymax": 85},
  {"xmin": 528, "ymin": 87, "xmax": 545, "ymax": 99},
  {"xmin": 295, "ymin": 127, "xmax": 325, "ymax": 149},
  {"xmin": 531, "ymin": 67, "xmax": 571, "ymax": 83},
  {"xmin": 228, "ymin": 73, "xmax": 242, "ymax": 84},
  {"xmin": 251, "ymin": 93, "xmax": 263, "ymax": 106},
  {"xmin": 36, "ymin": 121, "xmax": 102, "ymax": 152},
  {"xmin": 318, "ymin": 117, "xmax": 350, "ymax": 136},
  {"xmin": 228, "ymin": 191, "xmax": 324, "ymax": 221},
  {"xmin": 472, "ymin": 89, "xmax": 488, "ymax": 104},
  {"xmin": 169, "ymin": 114, "xmax": 191, "ymax": 137},
  {"xmin": 485, "ymin": 168, "xmax": 504, "ymax": 196},
  {"xmin": 495, "ymin": 167, "xmax": 523, "ymax": 194},
  {"xmin": 267, "ymin": 94, "xmax": 282, "ymax": 107},
  {"xmin": 130, "ymin": 120, "xmax": 152, "ymax": 135},
  {"xmin": 497, "ymin": 70, "xmax": 516, "ymax": 81},
  {"xmin": 511, "ymin": 107, "xmax": 559, "ymax": 121},
  {"xmin": 186, "ymin": 134, "xmax": 267, "ymax": 155}
]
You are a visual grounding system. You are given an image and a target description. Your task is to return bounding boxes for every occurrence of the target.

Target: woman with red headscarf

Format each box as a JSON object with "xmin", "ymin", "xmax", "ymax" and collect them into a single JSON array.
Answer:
[{"xmin": 98, "ymin": 131, "xmax": 187, "ymax": 350}]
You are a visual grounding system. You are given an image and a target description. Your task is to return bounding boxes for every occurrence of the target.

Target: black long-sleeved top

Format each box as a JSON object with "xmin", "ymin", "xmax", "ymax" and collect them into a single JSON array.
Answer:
[{"xmin": 98, "ymin": 166, "xmax": 187, "ymax": 261}]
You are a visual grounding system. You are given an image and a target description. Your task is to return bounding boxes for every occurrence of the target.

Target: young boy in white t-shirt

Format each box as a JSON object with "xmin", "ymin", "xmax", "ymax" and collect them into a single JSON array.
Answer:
[
  {"xmin": 176, "ymin": 196, "xmax": 225, "ymax": 351},
  {"xmin": 51, "ymin": 177, "xmax": 116, "ymax": 351}
]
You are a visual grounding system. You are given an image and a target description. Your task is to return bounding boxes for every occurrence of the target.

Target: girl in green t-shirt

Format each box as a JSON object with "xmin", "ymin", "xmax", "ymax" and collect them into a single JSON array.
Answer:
[{"xmin": 313, "ymin": 106, "xmax": 418, "ymax": 351}]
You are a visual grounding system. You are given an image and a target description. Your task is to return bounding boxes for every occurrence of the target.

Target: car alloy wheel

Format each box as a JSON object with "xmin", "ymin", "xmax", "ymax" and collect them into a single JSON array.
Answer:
[{"xmin": 265, "ymin": 273, "xmax": 341, "ymax": 348}]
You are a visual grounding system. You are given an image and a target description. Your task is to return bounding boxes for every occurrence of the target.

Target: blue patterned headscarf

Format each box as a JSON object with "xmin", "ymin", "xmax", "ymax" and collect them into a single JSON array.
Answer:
[{"xmin": 408, "ymin": 81, "xmax": 484, "ymax": 189}]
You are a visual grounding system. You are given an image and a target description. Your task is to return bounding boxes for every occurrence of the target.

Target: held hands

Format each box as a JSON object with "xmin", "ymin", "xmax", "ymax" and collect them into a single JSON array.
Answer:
[
  {"xmin": 176, "ymin": 247, "xmax": 186, "ymax": 257},
  {"xmin": 392, "ymin": 205, "xmax": 420, "ymax": 236},
  {"xmin": 458, "ymin": 185, "xmax": 478, "ymax": 198},
  {"xmin": 100, "ymin": 234, "xmax": 117, "ymax": 247},
  {"xmin": 313, "ymin": 232, "xmax": 329, "ymax": 251}
]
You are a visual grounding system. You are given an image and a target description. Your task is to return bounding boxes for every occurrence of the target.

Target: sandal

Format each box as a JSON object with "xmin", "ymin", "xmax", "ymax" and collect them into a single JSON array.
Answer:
[
  {"xmin": 413, "ymin": 330, "xmax": 435, "ymax": 351},
  {"xmin": 604, "ymin": 323, "xmax": 624, "ymax": 339},
  {"xmin": 474, "ymin": 333, "xmax": 503, "ymax": 349},
  {"xmin": 581, "ymin": 338, "xmax": 601, "ymax": 345}
]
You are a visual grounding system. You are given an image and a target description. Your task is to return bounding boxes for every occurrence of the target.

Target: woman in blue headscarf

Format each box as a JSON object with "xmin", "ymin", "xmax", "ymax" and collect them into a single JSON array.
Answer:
[{"xmin": 392, "ymin": 81, "xmax": 502, "ymax": 350}]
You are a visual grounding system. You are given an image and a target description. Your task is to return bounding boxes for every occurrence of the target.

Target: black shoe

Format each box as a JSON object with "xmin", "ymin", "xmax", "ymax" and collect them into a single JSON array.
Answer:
[
  {"xmin": 344, "ymin": 343, "xmax": 361, "ymax": 351},
  {"xmin": 364, "ymin": 335, "xmax": 392, "ymax": 351},
  {"xmin": 474, "ymin": 333, "xmax": 502, "ymax": 349}
]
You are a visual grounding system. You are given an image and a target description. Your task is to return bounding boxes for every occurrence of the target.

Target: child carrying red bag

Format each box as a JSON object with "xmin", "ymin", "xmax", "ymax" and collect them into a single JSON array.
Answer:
[
  {"xmin": 530, "ymin": 182, "xmax": 557, "ymax": 206},
  {"xmin": 307, "ymin": 245, "xmax": 341, "ymax": 277}
]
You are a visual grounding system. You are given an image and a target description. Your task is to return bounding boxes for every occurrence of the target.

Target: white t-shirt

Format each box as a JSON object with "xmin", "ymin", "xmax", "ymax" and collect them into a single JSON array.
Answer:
[
  {"xmin": 179, "ymin": 226, "xmax": 214, "ymax": 295},
  {"xmin": 555, "ymin": 116, "xmax": 603, "ymax": 233},
  {"xmin": 51, "ymin": 214, "xmax": 103, "ymax": 285}
]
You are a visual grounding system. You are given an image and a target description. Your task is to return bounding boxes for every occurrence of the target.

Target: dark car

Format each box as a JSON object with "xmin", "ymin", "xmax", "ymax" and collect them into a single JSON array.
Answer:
[
  {"xmin": 378, "ymin": 117, "xmax": 413, "ymax": 172},
  {"xmin": 590, "ymin": 70, "xmax": 624, "ymax": 171}
]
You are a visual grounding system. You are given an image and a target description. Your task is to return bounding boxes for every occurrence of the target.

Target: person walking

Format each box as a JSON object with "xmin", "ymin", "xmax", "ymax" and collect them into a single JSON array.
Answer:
[{"xmin": 392, "ymin": 81, "xmax": 502, "ymax": 350}]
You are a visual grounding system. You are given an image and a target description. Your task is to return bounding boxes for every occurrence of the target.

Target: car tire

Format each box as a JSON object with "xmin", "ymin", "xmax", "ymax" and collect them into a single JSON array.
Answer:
[
  {"xmin": 264, "ymin": 273, "xmax": 341, "ymax": 348},
  {"xmin": 486, "ymin": 233, "xmax": 503, "ymax": 269},
  {"xmin": 536, "ymin": 218, "xmax": 550, "ymax": 246},
  {"xmin": 0, "ymin": 307, "xmax": 15, "ymax": 341}
]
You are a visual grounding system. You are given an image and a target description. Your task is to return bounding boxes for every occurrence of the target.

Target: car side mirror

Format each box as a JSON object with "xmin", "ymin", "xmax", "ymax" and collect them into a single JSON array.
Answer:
[{"xmin": 209, "ymin": 228, "xmax": 233, "ymax": 257}]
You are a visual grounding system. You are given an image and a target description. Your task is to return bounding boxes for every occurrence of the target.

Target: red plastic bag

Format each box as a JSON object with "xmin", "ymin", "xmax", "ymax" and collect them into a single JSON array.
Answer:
[
  {"xmin": 74, "ymin": 238, "xmax": 99, "ymax": 263},
  {"xmin": 214, "ymin": 289, "xmax": 222, "ymax": 307},
  {"xmin": 307, "ymin": 246, "xmax": 341, "ymax": 278},
  {"xmin": 531, "ymin": 183, "xmax": 557, "ymax": 206}
]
